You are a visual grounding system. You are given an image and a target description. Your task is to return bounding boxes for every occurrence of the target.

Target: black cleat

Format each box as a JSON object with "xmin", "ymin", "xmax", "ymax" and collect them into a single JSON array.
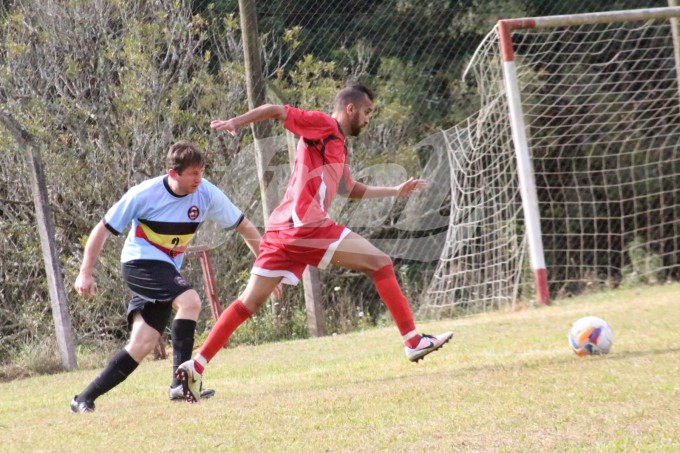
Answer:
[
  {"xmin": 168, "ymin": 384, "xmax": 215, "ymax": 401},
  {"xmin": 70, "ymin": 395, "xmax": 95, "ymax": 413}
]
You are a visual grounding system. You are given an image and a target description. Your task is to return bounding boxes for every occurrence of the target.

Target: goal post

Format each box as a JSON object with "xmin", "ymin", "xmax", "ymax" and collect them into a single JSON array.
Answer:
[
  {"xmin": 425, "ymin": 6, "xmax": 680, "ymax": 313},
  {"xmin": 499, "ymin": 6, "xmax": 680, "ymax": 307},
  {"xmin": 499, "ymin": 22, "xmax": 550, "ymax": 305}
]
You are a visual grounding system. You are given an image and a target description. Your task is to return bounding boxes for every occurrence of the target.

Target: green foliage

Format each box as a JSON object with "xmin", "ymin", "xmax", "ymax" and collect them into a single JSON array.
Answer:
[
  {"xmin": 620, "ymin": 237, "xmax": 664, "ymax": 287},
  {"xmin": 226, "ymin": 298, "xmax": 310, "ymax": 346},
  {"xmin": 323, "ymin": 281, "xmax": 377, "ymax": 335},
  {"xmin": 282, "ymin": 54, "xmax": 338, "ymax": 110},
  {"xmin": 449, "ymin": 0, "xmax": 527, "ymax": 37}
]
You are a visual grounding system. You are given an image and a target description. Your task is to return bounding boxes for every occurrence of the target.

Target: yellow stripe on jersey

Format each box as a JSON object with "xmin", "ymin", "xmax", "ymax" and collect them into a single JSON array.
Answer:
[{"xmin": 136, "ymin": 222, "xmax": 196, "ymax": 257}]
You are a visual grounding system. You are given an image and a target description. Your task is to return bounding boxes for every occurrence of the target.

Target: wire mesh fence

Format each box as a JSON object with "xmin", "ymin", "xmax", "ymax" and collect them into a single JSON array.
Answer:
[{"xmin": 0, "ymin": 0, "xmax": 675, "ymax": 364}]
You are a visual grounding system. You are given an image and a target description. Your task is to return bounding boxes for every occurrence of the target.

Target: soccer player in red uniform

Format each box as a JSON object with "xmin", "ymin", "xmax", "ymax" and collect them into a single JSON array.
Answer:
[{"xmin": 177, "ymin": 81, "xmax": 452, "ymax": 402}]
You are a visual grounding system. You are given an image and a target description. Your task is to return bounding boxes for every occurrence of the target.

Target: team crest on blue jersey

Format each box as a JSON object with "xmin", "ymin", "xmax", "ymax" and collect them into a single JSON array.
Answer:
[
  {"xmin": 174, "ymin": 276, "xmax": 188, "ymax": 287},
  {"xmin": 187, "ymin": 205, "xmax": 199, "ymax": 220}
]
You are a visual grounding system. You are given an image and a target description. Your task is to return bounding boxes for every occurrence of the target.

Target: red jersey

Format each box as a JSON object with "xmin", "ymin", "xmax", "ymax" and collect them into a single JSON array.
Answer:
[{"xmin": 266, "ymin": 105, "xmax": 356, "ymax": 231}]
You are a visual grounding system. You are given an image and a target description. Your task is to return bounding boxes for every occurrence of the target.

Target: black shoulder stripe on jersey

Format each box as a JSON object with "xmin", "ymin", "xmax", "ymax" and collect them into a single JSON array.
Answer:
[
  {"xmin": 226, "ymin": 213, "xmax": 245, "ymax": 231},
  {"xmin": 138, "ymin": 219, "xmax": 200, "ymax": 235},
  {"xmin": 103, "ymin": 221, "xmax": 121, "ymax": 236},
  {"xmin": 303, "ymin": 135, "xmax": 341, "ymax": 165}
]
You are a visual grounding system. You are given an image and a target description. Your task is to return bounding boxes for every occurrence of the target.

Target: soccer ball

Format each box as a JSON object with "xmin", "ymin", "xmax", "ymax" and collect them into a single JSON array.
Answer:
[{"xmin": 568, "ymin": 316, "xmax": 613, "ymax": 356}]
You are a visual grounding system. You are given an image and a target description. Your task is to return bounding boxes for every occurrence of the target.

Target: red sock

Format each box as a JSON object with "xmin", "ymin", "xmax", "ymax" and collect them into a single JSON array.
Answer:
[
  {"xmin": 371, "ymin": 264, "xmax": 420, "ymax": 348},
  {"xmin": 197, "ymin": 300, "xmax": 252, "ymax": 363}
]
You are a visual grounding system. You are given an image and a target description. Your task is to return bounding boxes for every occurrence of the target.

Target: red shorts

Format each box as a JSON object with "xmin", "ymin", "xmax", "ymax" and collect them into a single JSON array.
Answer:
[{"xmin": 252, "ymin": 223, "xmax": 351, "ymax": 285}]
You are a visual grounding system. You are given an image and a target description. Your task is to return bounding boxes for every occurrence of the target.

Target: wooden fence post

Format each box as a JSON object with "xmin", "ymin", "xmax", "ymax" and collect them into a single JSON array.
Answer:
[{"xmin": 0, "ymin": 112, "xmax": 77, "ymax": 370}]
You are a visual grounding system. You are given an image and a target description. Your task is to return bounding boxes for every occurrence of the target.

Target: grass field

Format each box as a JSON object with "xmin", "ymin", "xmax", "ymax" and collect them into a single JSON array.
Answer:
[{"xmin": 1, "ymin": 284, "xmax": 678, "ymax": 452}]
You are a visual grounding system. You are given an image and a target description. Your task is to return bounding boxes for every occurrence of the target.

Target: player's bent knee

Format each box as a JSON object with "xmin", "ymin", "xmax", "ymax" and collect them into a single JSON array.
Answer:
[
  {"xmin": 242, "ymin": 296, "xmax": 267, "ymax": 314},
  {"xmin": 127, "ymin": 335, "xmax": 160, "ymax": 361},
  {"xmin": 364, "ymin": 254, "xmax": 393, "ymax": 274},
  {"xmin": 240, "ymin": 275, "xmax": 281, "ymax": 313},
  {"xmin": 174, "ymin": 290, "xmax": 201, "ymax": 314},
  {"xmin": 183, "ymin": 295, "xmax": 202, "ymax": 312}
]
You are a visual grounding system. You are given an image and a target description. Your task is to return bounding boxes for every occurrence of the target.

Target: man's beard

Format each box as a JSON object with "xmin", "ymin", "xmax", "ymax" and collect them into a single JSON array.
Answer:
[{"xmin": 350, "ymin": 118, "xmax": 362, "ymax": 136}]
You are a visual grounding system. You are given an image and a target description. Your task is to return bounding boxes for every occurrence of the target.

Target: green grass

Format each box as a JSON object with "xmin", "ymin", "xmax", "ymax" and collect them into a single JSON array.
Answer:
[{"xmin": 2, "ymin": 285, "xmax": 679, "ymax": 452}]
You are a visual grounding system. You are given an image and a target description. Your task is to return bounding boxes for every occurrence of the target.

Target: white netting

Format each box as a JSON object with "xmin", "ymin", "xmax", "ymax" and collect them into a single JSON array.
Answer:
[
  {"xmin": 424, "ymin": 104, "xmax": 525, "ymax": 314},
  {"xmin": 426, "ymin": 13, "xmax": 680, "ymax": 312}
]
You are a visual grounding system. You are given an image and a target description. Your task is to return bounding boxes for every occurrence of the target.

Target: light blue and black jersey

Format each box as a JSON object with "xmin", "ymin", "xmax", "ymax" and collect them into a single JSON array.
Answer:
[{"xmin": 103, "ymin": 175, "xmax": 243, "ymax": 270}]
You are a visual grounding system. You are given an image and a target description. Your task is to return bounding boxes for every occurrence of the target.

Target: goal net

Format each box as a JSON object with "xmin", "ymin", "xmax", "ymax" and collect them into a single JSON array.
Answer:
[{"xmin": 425, "ymin": 7, "xmax": 680, "ymax": 314}]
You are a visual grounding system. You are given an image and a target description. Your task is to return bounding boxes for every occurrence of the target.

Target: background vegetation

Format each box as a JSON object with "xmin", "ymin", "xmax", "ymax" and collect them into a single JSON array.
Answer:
[{"xmin": 0, "ymin": 0, "xmax": 675, "ymax": 371}]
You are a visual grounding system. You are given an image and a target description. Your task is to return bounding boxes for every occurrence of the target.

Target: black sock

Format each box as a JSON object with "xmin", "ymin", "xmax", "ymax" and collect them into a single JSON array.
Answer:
[
  {"xmin": 77, "ymin": 350, "xmax": 139, "ymax": 403},
  {"xmin": 171, "ymin": 319, "xmax": 196, "ymax": 387}
]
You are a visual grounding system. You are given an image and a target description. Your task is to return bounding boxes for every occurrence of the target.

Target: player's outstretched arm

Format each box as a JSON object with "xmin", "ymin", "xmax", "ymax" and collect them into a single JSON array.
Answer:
[
  {"xmin": 211, "ymin": 104, "xmax": 288, "ymax": 136},
  {"xmin": 348, "ymin": 177, "xmax": 428, "ymax": 199},
  {"xmin": 74, "ymin": 221, "xmax": 110, "ymax": 298},
  {"xmin": 234, "ymin": 217, "xmax": 262, "ymax": 257}
]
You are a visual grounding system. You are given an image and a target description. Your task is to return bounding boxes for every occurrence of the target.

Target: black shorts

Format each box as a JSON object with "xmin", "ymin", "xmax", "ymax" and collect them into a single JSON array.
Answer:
[{"xmin": 121, "ymin": 260, "xmax": 193, "ymax": 334}]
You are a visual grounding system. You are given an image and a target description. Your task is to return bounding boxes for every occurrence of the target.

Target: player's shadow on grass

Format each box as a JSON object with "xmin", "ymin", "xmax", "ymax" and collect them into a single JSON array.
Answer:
[
  {"xmin": 436, "ymin": 346, "xmax": 680, "ymax": 382},
  {"xmin": 335, "ymin": 346, "xmax": 680, "ymax": 389},
  {"xmin": 593, "ymin": 346, "xmax": 680, "ymax": 360}
]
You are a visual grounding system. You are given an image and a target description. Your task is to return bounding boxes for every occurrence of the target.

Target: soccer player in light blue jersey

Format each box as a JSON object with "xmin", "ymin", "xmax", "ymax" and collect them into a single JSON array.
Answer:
[{"xmin": 70, "ymin": 141, "xmax": 272, "ymax": 413}]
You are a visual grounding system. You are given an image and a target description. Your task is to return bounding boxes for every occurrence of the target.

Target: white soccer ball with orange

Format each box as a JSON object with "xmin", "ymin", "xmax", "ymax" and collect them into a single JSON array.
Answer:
[{"xmin": 568, "ymin": 316, "xmax": 613, "ymax": 356}]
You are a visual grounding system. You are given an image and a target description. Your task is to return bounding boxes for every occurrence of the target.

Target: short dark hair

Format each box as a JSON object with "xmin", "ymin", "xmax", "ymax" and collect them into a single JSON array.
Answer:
[
  {"xmin": 334, "ymin": 80, "xmax": 374, "ymax": 110},
  {"xmin": 166, "ymin": 141, "xmax": 205, "ymax": 174}
]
